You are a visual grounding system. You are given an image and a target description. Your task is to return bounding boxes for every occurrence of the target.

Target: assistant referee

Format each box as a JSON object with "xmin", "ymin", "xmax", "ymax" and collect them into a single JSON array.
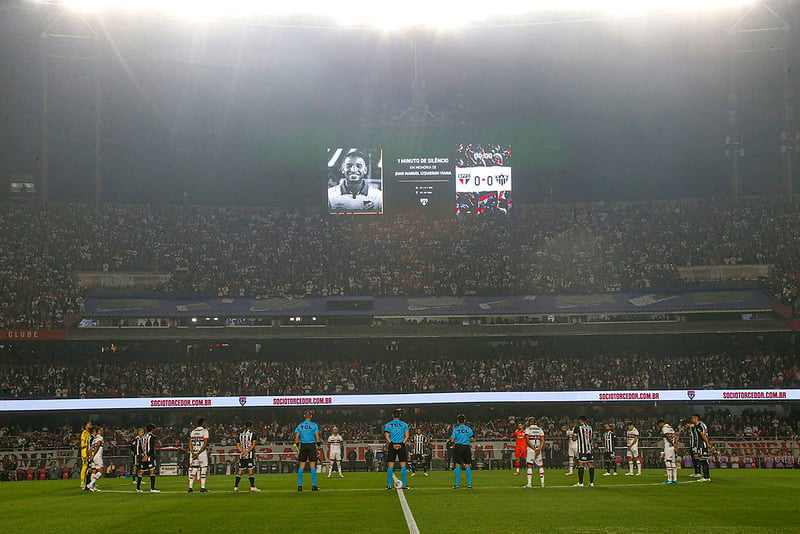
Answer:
[
  {"xmin": 450, "ymin": 414, "xmax": 475, "ymax": 489},
  {"xmin": 384, "ymin": 408, "xmax": 410, "ymax": 490},
  {"xmin": 294, "ymin": 410, "xmax": 321, "ymax": 492}
]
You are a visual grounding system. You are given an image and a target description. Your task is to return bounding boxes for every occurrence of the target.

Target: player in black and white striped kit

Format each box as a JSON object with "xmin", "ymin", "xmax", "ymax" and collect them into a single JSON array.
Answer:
[
  {"xmin": 691, "ymin": 414, "xmax": 713, "ymax": 482},
  {"xmin": 410, "ymin": 428, "xmax": 430, "ymax": 477},
  {"xmin": 602, "ymin": 424, "xmax": 617, "ymax": 476},
  {"xmin": 234, "ymin": 421, "xmax": 261, "ymax": 492},
  {"xmin": 136, "ymin": 423, "xmax": 160, "ymax": 493},
  {"xmin": 572, "ymin": 416, "xmax": 595, "ymax": 487},
  {"xmin": 684, "ymin": 420, "xmax": 702, "ymax": 478}
]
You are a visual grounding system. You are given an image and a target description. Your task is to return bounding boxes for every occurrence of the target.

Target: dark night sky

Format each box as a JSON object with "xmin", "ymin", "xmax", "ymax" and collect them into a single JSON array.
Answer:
[{"xmin": 0, "ymin": 2, "xmax": 797, "ymax": 206}]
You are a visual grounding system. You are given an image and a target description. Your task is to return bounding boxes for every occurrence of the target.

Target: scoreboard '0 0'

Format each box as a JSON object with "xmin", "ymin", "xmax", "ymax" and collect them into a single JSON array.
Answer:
[{"xmin": 455, "ymin": 167, "xmax": 512, "ymax": 192}]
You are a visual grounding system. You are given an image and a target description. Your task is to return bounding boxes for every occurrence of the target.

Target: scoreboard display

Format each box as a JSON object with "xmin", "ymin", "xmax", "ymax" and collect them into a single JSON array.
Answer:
[
  {"xmin": 454, "ymin": 143, "xmax": 512, "ymax": 216},
  {"xmin": 327, "ymin": 142, "xmax": 512, "ymax": 217}
]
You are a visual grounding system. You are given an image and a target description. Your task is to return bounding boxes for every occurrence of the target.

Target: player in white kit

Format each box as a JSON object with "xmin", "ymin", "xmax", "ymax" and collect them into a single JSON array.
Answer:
[
  {"xmin": 86, "ymin": 426, "xmax": 105, "ymax": 492},
  {"xmin": 523, "ymin": 417, "xmax": 546, "ymax": 488},
  {"xmin": 327, "ymin": 427, "xmax": 345, "ymax": 478},
  {"xmin": 625, "ymin": 422, "xmax": 642, "ymax": 476},
  {"xmin": 565, "ymin": 422, "xmax": 577, "ymax": 475},
  {"xmin": 658, "ymin": 420, "xmax": 678, "ymax": 484},
  {"xmin": 188, "ymin": 417, "xmax": 210, "ymax": 492}
]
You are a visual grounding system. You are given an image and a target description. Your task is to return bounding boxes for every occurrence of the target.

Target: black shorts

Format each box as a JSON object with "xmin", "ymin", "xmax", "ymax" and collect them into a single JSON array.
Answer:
[
  {"xmin": 238, "ymin": 458, "xmax": 255, "ymax": 471},
  {"xmin": 453, "ymin": 444, "xmax": 472, "ymax": 465},
  {"xmin": 297, "ymin": 443, "xmax": 318, "ymax": 463},
  {"xmin": 138, "ymin": 460, "xmax": 156, "ymax": 472},
  {"xmin": 577, "ymin": 453, "xmax": 594, "ymax": 463},
  {"xmin": 386, "ymin": 443, "xmax": 408, "ymax": 463},
  {"xmin": 604, "ymin": 451, "xmax": 614, "ymax": 462}
]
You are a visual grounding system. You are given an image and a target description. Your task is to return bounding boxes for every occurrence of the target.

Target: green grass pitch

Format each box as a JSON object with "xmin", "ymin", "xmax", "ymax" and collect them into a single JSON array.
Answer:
[{"xmin": 1, "ymin": 469, "xmax": 798, "ymax": 533}]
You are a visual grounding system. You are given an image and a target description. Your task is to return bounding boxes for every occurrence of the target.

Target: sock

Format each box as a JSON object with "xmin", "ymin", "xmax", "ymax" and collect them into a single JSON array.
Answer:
[
  {"xmin": 527, "ymin": 467, "xmax": 533, "ymax": 485},
  {"xmin": 401, "ymin": 466, "xmax": 407, "ymax": 486},
  {"xmin": 695, "ymin": 461, "xmax": 701, "ymax": 475},
  {"xmin": 297, "ymin": 468, "xmax": 303, "ymax": 487},
  {"xmin": 189, "ymin": 468, "xmax": 196, "ymax": 488},
  {"xmin": 200, "ymin": 467, "xmax": 206, "ymax": 489},
  {"xmin": 311, "ymin": 467, "xmax": 317, "ymax": 486},
  {"xmin": 338, "ymin": 463, "xmax": 342, "ymax": 475},
  {"xmin": 387, "ymin": 466, "xmax": 394, "ymax": 487},
  {"xmin": 454, "ymin": 466, "xmax": 461, "ymax": 486},
  {"xmin": 539, "ymin": 466, "xmax": 545, "ymax": 484},
  {"xmin": 137, "ymin": 475, "xmax": 142, "ymax": 490},
  {"xmin": 628, "ymin": 459, "xmax": 633, "ymax": 473},
  {"xmin": 589, "ymin": 467, "xmax": 595, "ymax": 483},
  {"xmin": 465, "ymin": 466, "xmax": 472, "ymax": 486},
  {"xmin": 702, "ymin": 459, "xmax": 710, "ymax": 479},
  {"xmin": 569, "ymin": 457, "xmax": 574, "ymax": 471},
  {"xmin": 235, "ymin": 475, "xmax": 241, "ymax": 488},
  {"xmin": 249, "ymin": 476, "xmax": 255, "ymax": 488},
  {"xmin": 637, "ymin": 459, "xmax": 642, "ymax": 474},
  {"xmin": 150, "ymin": 475, "xmax": 155, "ymax": 490},
  {"xmin": 578, "ymin": 466, "xmax": 585, "ymax": 484},
  {"xmin": 515, "ymin": 460, "xmax": 520, "ymax": 472}
]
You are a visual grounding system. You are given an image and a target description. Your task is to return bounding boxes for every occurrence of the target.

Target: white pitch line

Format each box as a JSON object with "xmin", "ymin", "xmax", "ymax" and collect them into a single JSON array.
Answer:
[{"xmin": 392, "ymin": 474, "xmax": 421, "ymax": 534}]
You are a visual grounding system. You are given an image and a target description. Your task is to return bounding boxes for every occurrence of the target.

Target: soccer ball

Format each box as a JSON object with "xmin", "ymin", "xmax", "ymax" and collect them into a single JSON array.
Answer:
[{"xmin": 394, "ymin": 479, "xmax": 403, "ymax": 488}]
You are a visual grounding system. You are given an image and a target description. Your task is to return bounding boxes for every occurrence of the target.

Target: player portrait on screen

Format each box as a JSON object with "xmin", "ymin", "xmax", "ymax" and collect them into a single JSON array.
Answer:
[{"xmin": 327, "ymin": 148, "xmax": 383, "ymax": 214}]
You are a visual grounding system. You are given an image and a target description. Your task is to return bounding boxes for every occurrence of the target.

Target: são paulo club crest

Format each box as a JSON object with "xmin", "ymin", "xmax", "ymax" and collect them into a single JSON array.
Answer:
[
  {"xmin": 687, "ymin": 390, "xmax": 695, "ymax": 400},
  {"xmin": 419, "ymin": 198, "xmax": 429, "ymax": 206},
  {"xmin": 239, "ymin": 396, "xmax": 247, "ymax": 406}
]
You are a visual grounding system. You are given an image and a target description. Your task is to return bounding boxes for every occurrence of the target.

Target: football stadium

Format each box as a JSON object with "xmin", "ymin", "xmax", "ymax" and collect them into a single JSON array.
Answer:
[{"xmin": 1, "ymin": 1, "xmax": 800, "ymax": 532}]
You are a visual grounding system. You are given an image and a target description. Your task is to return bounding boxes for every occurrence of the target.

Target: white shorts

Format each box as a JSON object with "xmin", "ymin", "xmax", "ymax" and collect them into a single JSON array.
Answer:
[
  {"xmin": 526, "ymin": 450, "xmax": 543, "ymax": 466},
  {"xmin": 568, "ymin": 446, "xmax": 577, "ymax": 456},
  {"xmin": 627, "ymin": 446, "xmax": 640, "ymax": 458},
  {"xmin": 90, "ymin": 461, "xmax": 104, "ymax": 471},
  {"xmin": 190, "ymin": 453, "xmax": 209, "ymax": 468},
  {"xmin": 329, "ymin": 451, "xmax": 342, "ymax": 461},
  {"xmin": 663, "ymin": 448, "xmax": 676, "ymax": 463}
]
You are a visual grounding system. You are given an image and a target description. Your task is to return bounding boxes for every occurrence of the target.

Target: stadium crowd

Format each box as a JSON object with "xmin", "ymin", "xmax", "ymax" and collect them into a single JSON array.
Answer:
[
  {"xmin": 1, "ymin": 351, "xmax": 796, "ymax": 400},
  {"xmin": 1, "ymin": 198, "xmax": 800, "ymax": 328},
  {"xmin": 1, "ymin": 408, "xmax": 796, "ymax": 452}
]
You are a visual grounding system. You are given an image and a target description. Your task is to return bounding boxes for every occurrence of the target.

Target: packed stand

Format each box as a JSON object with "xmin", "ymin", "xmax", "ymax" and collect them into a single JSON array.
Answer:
[
  {"xmin": 1, "ymin": 351, "xmax": 797, "ymax": 400},
  {"xmin": 1, "ymin": 198, "xmax": 800, "ymax": 328}
]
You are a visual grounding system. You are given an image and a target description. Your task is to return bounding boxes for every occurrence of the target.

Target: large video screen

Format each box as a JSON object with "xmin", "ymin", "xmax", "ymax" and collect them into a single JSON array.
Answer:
[
  {"xmin": 391, "ymin": 155, "xmax": 454, "ymax": 216},
  {"xmin": 327, "ymin": 148, "xmax": 383, "ymax": 214},
  {"xmin": 455, "ymin": 143, "xmax": 512, "ymax": 215}
]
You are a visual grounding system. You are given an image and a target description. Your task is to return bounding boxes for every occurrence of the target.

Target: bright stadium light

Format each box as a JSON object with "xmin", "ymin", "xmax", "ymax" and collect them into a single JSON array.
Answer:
[{"xmin": 41, "ymin": 0, "xmax": 758, "ymax": 27}]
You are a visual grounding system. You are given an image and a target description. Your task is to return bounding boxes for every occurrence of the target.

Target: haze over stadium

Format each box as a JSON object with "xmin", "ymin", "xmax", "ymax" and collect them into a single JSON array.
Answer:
[{"xmin": 0, "ymin": 0, "xmax": 799, "ymax": 532}]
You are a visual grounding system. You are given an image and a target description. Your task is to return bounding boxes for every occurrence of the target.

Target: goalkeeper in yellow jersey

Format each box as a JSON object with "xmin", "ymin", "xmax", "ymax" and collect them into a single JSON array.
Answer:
[{"xmin": 79, "ymin": 421, "xmax": 93, "ymax": 489}]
